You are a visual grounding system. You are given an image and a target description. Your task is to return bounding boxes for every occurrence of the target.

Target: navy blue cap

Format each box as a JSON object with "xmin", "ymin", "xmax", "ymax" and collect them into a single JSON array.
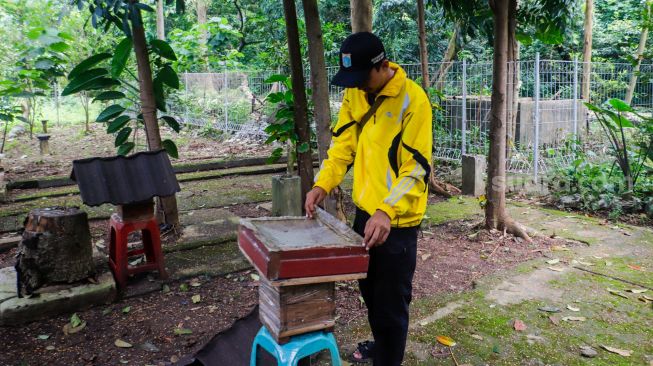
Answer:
[{"xmin": 331, "ymin": 32, "xmax": 386, "ymax": 88}]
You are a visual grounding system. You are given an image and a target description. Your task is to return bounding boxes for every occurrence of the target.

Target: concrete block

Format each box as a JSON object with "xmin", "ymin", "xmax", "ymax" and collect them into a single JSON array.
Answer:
[
  {"xmin": 462, "ymin": 154, "xmax": 486, "ymax": 197},
  {"xmin": 0, "ymin": 170, "xmax": 6, "ymax": 203},
  {"xmin": 0, "ymin": 267, "xmax": 116, "ymax": 325},
  {"xmin": 271, "ymin": 175, "xmax": 302, "ymax": 216}
]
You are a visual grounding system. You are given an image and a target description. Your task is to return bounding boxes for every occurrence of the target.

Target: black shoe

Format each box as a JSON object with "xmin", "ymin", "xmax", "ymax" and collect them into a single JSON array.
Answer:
[{"xmin": 348, "ymin": 340, "xmax": 374, "ymax": 364}]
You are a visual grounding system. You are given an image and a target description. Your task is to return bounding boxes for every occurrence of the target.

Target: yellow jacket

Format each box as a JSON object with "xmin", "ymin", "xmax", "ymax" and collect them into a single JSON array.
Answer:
[{"xmin": 314, "ymin": 63, "xmax": 432, "ymax": 228}]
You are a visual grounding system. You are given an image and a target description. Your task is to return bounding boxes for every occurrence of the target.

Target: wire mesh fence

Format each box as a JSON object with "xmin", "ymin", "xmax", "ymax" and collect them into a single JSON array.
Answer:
[{"xmin": 95, "ymin": 56, "xmax": 652, "ymax": 179}]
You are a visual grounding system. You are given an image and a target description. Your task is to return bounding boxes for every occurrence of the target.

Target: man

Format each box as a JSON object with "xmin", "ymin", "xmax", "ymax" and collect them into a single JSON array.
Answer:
[{"xmin": 304, "ymin": 32, "xmax": 432, "ymax": 366}]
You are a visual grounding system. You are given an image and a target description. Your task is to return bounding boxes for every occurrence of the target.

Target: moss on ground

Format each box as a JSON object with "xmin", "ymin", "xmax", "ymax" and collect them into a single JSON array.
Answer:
[
  {"xmin": 423, "ymin": 196, "xmax": 482, "ymax": 225},
  {"xmin": 403, "ymin": 257, "xmax": 653, "ymax": 365},
  {"xmin": 0, "ymin": 173, "xmax": 274, "ymax": 231}
]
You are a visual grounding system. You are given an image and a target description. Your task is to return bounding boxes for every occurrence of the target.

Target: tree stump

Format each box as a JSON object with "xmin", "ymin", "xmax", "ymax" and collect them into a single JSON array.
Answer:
[{"xmin": 16, "ymin": 207, "xmax": 95, "ymax": 297}]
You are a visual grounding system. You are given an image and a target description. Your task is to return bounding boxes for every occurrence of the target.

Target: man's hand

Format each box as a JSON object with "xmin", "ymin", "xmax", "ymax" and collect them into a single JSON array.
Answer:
[
  {"xmin": 305, "ymin": 187, "xmax": 327, "ymax": 219},
  {"xmin": 363, "ymin": 210, "xmax": 391, "ymax": 250}
]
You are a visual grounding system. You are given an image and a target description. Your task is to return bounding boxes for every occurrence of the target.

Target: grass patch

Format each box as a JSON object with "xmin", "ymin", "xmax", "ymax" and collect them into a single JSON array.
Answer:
[{"xmin": 424, "ymin": 196, "xmax": 482, "ymax": 225}]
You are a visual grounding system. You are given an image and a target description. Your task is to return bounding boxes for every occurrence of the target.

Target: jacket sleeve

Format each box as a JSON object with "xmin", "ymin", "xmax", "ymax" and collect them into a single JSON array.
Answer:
[
  {"xmin": 377, "ymin": 97, "xmax": 433, "ymax": 220},
  {"xmin": 313, "ymin": 89, "xmax": 359, "ymax": 194}
]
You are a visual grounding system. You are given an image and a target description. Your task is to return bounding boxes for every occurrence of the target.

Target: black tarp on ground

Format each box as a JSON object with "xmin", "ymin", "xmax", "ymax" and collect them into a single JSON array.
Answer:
[{"xmin": 179, "ymin": 306, "xmax": 277, "ymax": 366}]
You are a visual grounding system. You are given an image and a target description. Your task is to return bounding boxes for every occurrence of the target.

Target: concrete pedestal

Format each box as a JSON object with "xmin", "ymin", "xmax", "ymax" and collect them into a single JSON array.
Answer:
[
  {"xmin": 271, "ymin": 175, "xmax": 302, "ymax": 217},
  {"xmin": 462, "ymin": 154, "xmax": 486, "ymax": 197},
  {"xmin": 37, "ymin": 134, "xmax": 50, "ymax": 155}
]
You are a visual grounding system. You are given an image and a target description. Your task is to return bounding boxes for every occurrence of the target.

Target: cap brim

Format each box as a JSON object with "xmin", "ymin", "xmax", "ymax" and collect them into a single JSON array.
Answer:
[{"xmin": 331, "ymin": 68, "xmax": 369, "ymax": 88}]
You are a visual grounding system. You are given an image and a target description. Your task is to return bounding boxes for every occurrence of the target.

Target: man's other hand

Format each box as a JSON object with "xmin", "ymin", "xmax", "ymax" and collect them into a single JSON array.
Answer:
[
  {"xmin": 363, "ymin": 210, "xmax": 391, "ymax": 250},
  {"xmin": 305, "ymin": 187, "xmax": 327, "ymax": 219}
]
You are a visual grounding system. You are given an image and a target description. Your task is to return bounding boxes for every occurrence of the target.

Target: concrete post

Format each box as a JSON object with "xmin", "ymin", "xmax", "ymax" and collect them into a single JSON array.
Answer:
[
  {"xmin": 37, "ymin": 134, "xmax": 50, "ymax": 155},
  {"xmin": 461, "ymin": 154, "xmax": 486, "ymax": 197},
  {"xmin": 573, "ymin": 56, "xmax": 579, "ymax": 139},
  {"xmin": 533, "ymin": 53, "xmax": 541, "ymax": 182},
  {"xmin": 223, "ymin": 70, "xmax": 229, "ymax": 132},
  {"xmin": 461, "ymin": 59, "xmax": 467, "ymax": 156},
  {"xmin": 271, "ymin": 175, "xmax": 302, "ymax": 216}
]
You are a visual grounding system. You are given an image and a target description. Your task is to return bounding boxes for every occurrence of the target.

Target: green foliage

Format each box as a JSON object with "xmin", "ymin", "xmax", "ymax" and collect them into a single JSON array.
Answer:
[
  {"xmin": 167, "ymin": 16, "xmax": 243, "ymax": 72},
  {"xmin": 263, "ymin": 74, "xmax": 314, "ymax": 174},
  {"xmin": 584, "ymin": 98, "xmax": 653, "ymax": 191},
  {"xmin": 63, "ymin": 0, "xmax": 183, "ymax": 158},
  {"xmin": 0, "ymin": 25, "xmax": 70, "ymax": 137},
  {"xmin": 550, "ymin": 101, "xmax": 653, "ymax": 218}
]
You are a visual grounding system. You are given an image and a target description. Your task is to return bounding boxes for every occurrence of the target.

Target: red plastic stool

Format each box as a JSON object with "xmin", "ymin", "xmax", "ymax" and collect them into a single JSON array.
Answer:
[{"xmin": 109, "ymin": 213, "xmax": 168, "ymax": 288}]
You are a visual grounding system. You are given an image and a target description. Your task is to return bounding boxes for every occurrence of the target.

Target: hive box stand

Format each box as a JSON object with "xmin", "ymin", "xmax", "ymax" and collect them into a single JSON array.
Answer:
[{"xmin": 238, "ymin": 208, "xmax": 368, "ymax": 341}]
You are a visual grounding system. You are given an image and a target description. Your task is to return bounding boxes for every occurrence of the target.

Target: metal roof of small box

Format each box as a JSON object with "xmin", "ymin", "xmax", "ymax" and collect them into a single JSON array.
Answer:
[{"xmin": 70, "ymin": 150, "xmax": 180, "ymax": 207}]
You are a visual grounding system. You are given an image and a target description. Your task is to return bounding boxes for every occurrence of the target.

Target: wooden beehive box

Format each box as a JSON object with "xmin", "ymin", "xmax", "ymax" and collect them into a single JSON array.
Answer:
[
  {"xmin": 259, "ymin": 277, "xmax": 336, "ymax": 341},
  {"xmin": 238, "ymin": 208, "xmax": 368, "ymax": 281},
  {"xmin": 238, "ymin": 208, "xmax": 368, "ymax": 341}
]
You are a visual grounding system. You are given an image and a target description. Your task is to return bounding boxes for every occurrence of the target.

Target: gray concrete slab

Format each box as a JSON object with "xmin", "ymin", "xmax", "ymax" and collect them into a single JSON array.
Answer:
[{"xmin": 0, "ymin": 268, "xmax": 116, "ymax": 325}]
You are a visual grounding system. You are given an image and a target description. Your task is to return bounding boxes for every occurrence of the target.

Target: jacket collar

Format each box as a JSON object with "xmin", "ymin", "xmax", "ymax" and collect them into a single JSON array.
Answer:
[{"xmin": 377, "ymin": 62, "xmax": 406, "ymax": 98}]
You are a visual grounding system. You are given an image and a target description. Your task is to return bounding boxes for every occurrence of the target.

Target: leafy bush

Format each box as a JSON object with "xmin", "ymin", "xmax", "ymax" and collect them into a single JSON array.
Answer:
[{"xmin": 548, "ymin": 99, "xmax": 653, "ymax": 219}]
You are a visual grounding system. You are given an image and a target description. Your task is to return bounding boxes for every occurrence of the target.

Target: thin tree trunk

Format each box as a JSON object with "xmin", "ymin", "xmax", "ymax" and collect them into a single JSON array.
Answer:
[
  {"xmin": 80, "ymin": 92, "xmax": 90, "ymax": 133},
  {"xmin": 625, "ymin": 2, "xmax": 651, "ymax": 106},
  {"xmin": 196, "ymin": 0, "xmax": 208, "ymax": 69},
  {"xmin": 581, "ymin": 0, "xmax": 593, "ymax": 106},
  {"xmin": 302, "ymin": 0, "xmax": 340, "ymax": 217},
  {"xmin": 282, "ymin": 0, "xmax": 313, "ymax": 209},
  {"xmin": 434, "ymin": 26, "xmax": 458, "ymax": 90},
  {"xmin": 131, "ymin": 4, "xmax": 179, "ymax": 227},
  {"xmin": 417, "ymin": 0, "xmax": 430, "ymax": 90},
  {"xmin": 486, "ymin": 0, "xmax": 531, "ymax": 241},
  {"xmin": 156, "ymin": 0, "xmax": 165, "ymax": 40},
  {"xmin": 350, "ymin": 0, "xmax": 373, "ymax": 33}
]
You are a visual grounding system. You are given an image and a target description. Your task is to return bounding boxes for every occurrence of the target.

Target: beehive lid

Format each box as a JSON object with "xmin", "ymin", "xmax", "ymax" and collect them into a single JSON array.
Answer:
[{"xmin": 238, "ymin": 207, "xmax": 368, "ymax": 281}]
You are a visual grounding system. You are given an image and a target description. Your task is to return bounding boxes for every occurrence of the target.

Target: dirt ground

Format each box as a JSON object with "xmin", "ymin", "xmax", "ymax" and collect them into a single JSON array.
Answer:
[{"xmin": 0, "ymin": 194, "xmax": 567, "ymax": 366}]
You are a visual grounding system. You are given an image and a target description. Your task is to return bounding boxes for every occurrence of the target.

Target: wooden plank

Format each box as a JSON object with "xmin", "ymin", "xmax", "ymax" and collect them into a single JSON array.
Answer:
[
  {"xmin": 0, "ymin": 235, "xmax": 21, "ymax": 253},
  {"xmin": 269, "ymin": 272, "xmax": 366, "ymax": 287}
]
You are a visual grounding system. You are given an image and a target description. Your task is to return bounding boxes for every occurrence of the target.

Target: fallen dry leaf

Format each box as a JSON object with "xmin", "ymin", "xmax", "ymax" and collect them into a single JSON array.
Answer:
[
  {"xmin": 114, "ymin": 339, "xmax": 132, "ymax": 348},
  {"xmin": 547, "ymin": 266, "xmax": 565, "ymax": 272},
  {"xmin": 436, "ymin": 335, "xmax": 456, "ymax": 347},
  {"xmin": 607, "ymin": 288, "xmax": 629, "ymax": 299},
  {"xmin": 549, "ymin": 315, "xmax": 561, "ymax": 326},
  {"xmin": 546, "ymin": 258, "xmax": 560, "ymax": 265},
  {"xmin": 567, "ymin": 305, "xmax": 580, "ymax": 312},
  {"xmin": 62, "ymin": 321, "xmax": 86, "ymax": 335},
  {"xmin": 562, "ymin": 316, "xmax": 586, "ymax": 322},
  {"xmin": 600, "ymin": 345, "xmax": 632, "ymax": 357},
  {"xmin": 513, "ymin": 319, "xmax": 527, "ymax": 331},
  {"xmin": 421, "ymin": 253, "xmax": 432, "ymax": 261},
  {"xmin": 551, "ymin": 245, "xmax": 570, "ymax": 252},
  {"xmin": 627, "ymin": 264, "xmax": 644, "ymax": 271},
  {"xmin": 471, "ymin": 334, "xmax": 484, "ymax": 341},
  {"xmin": 629, "ymin": 289, "xmax": 647, "ymax": 294}
]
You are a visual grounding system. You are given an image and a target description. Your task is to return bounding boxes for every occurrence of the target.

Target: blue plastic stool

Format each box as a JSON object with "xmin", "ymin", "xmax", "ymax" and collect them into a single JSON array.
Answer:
[{"xmin": 250, "ymin": 326, "xmax": 342, "ymax": 366}]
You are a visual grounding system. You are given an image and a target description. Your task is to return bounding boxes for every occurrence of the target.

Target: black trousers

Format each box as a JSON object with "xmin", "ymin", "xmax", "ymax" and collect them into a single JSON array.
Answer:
[{"xmin": 353, "ymin": 209, "xmax": 418, "ymax": 366}]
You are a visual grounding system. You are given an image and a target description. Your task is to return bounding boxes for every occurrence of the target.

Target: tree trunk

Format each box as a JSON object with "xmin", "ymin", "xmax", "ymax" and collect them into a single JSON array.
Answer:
[
  {"xmin": 282, "ymin": 0, "xmax": 314, "ymax": 209},
  {"xmin": 196, "ymin": 0, "xmax": 208, "ymax": 69},
  {"xmin": 506, "ymin": 0, "xmax": 519, "ymax": 161},
  {"xmin": 131, "ymin": 5, "xmax": 179, "ymax": 227},
  {"xmin": 486, "ymin": 0, "xmax": 531, "ymax": 241},
  {"xmin": 581, "ymin": 0, "xmax": 593, "ymax": 105},
  {"xmin": 350, "ymin": 0, "xmax": 373, "ymax": 33},
  {"xmin": 625, "ymin": 2, "xmax": 651, "ymax": 106},
  {"xmin": 417, "ymin": 0, "xmax": 430, "ymax": 90},
  {"xmin": 156, "ymin": 0, "xmax": 165, "ymax": 40},
  {"xmin": 434, "ymin": 25, "xmax": 458, "ymax": 90},
  {"xmin": 302, "ymin": 0, "xmax": 340, "ymax": 217},
  {"xmin": 16, "ymin": 208, "xmax": 95, "ymax": 296},
  {"xmin": 80, "ymin": 92, "xmax": 90, "ymax": 133}
]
